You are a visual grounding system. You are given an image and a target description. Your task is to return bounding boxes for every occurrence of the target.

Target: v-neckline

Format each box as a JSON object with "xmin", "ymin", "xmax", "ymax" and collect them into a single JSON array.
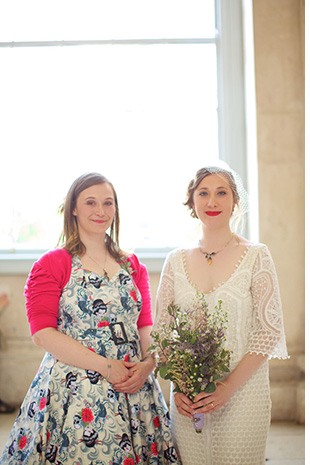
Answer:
[
  {"xmin": 181, "ymin": 245, "xmax": 252, "ymax": 295},
  {"xmin": 75, "ymin": 255, "xmax": 123, "ymax": 282}
]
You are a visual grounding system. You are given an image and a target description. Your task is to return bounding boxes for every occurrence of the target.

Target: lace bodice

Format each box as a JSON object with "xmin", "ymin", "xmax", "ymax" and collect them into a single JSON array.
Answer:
[{"xmin": 155, "ymin": 244, "xmax": 288, "ymax": 364}]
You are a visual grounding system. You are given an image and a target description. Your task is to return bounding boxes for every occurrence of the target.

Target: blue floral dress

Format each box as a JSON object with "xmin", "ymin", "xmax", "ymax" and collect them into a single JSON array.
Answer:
[{"xmin": 0, "ymin": 256, "xmax": 180, "ymax": 465}]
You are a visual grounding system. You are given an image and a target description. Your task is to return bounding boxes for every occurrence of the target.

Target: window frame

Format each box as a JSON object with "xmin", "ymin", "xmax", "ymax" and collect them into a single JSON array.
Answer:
[{"xmin": 0, "ymin": 0, "xmax": 252, "ymax": 274}]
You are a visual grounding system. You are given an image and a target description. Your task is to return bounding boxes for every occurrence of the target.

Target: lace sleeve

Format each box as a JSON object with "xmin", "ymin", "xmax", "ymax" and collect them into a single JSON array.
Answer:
[
  {"xmin": 247, "ymin": 246, "xmax": 289, "ymax": 359},
  {"xmin": 153, "ymin": 254, "xmax": 176, "ymax": 333}
]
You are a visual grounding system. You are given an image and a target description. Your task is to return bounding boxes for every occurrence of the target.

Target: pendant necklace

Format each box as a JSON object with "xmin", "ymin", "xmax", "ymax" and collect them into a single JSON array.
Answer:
[
  {"xmin": 86, "ymin": 252, "xmax": 110, "ymax": 281},
  {"xmin": 199, "ymin": 234, "xmax": 234, "ymax": 265}
]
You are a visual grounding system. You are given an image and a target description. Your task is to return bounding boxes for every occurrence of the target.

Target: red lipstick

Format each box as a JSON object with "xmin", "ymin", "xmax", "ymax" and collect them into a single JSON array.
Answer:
[{"xmin": 206, "ymin": 211, "xmax": 221, "ymax": 216}]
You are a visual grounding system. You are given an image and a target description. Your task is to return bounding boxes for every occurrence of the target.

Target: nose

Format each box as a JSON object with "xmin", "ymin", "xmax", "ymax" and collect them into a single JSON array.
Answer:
[
  {"xmin": 95, "ymin": 204, "xmax": 106, "ymax": 216},
  {"xmin": 207, "ymin": 194, "xmax": 217, "ymax": 207}
]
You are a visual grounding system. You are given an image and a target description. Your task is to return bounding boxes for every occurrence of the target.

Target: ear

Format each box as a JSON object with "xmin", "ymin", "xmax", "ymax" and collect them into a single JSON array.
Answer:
[
  {"xmin": 191, "ymin": 205, "xmax": 198, "ymax": 219},
  {"xmin": 73, "ymin": 208, "xmax": 77, "ymax": 216}
]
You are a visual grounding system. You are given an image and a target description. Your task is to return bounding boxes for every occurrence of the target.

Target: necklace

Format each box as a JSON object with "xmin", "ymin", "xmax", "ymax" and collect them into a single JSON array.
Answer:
[
  {"xmin": 199, "ymin": 234, "xmax": 234, "ymax": 265},
  {"xmin": 86, "ymin": 252, "xmax": 109, "ymax": 281}
]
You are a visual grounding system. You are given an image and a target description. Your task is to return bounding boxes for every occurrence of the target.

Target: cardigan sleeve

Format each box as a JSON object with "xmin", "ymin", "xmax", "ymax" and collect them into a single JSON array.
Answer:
[
  {"xmin": 129, "ymin": 254, "xmax": 153, "ymax": 328},
  {"xmin": 25, "ymin": 249, "xmax": 72, "ymax": 335}
]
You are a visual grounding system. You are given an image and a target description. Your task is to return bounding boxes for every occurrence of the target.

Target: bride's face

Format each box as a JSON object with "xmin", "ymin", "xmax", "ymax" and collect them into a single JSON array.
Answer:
[{"xmin": 192, "ymin": 174, "xmax": 235, "ymax": 227}]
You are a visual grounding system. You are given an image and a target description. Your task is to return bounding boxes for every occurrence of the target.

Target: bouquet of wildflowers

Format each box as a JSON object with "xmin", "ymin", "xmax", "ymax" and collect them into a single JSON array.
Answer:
[{"xmin": 150, "ymin": 294, "xmax": 231, "ymax": 433}]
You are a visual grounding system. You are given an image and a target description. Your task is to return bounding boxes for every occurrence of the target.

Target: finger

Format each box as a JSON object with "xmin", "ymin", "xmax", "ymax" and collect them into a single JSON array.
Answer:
[
  {"xmin": 194, "ymin": 392, "xmax": 212, "ymax": 403},
  {"xmin": 124, "ymin": 362, "xmax": 137, "ymax": 368},
  {"xmin": 177, "ymin": 394, "xmax": 193, "ymax": 408},
  {"xmin": 124, "ymin": 371, "xmax": 141, "ymax": 382},
  {"xmin": 115, "ymin": 386, "xmax": 132, "ymax": 393},
  {"xmin": 193, "ymin": 398, "xmax": 210, "ymax": 409},
  {"xmin": 194, "ymin": 401, "xmax": 216, "ymax": 414},
  {"xmin": 119, "ymin": 382, "xmax": 141, "ymax": 394},
  {"xmin": 175, "ymin": 399, "xmax": 195, "ymax": 414},
  {"xmin": 127, "ymin": 367, "xmax": 140, "ymax": 377},
  {"xmin": 114, "ymin": 374, "xmax": 142, "ymax": 388},
  {"xmin": 113, "ymin": 379, "xmax": 132, "ymax": 389},
  {"xmin": 207, "ymin": 402, "xmax": 216, "ymax": 411},
  {"xmin": 127, "ymin": 385, "xmax": 142, "ymax": 394},
  {"xmin": 175, "ymin": 403, "xmax": 193, "ymax": 419}
]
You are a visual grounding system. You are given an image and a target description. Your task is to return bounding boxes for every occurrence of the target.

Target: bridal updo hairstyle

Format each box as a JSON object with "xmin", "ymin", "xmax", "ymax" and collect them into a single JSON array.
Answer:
[
  {"xmin": 184, "ymin": 166, "xmax": 249, "ymax": 233},
  {"xmin": 184, "ymin": 167, "xmax": 240, "ymax": 219}
]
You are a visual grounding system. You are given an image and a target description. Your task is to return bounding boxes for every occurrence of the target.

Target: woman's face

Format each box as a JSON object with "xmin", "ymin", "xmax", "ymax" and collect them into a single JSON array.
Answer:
[
  {"xmin": 192, "ymin": 174, "xmax": 235, "ymax": 227},
  {"xmin": 73, "ymin": 183, "xmax": 116, "ymax": 238}
]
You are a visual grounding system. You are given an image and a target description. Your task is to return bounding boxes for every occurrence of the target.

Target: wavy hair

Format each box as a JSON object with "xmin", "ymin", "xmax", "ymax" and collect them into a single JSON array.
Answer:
[{"xmin": 58, "ymin": 172, "xmax": 122, "ymax": 260}]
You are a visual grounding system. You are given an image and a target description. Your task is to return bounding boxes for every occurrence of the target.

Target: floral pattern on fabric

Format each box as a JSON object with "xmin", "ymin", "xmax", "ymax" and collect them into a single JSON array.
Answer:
[{"xmin": 1, "ymin": 257, "xmax": 180, "ymax": 465}]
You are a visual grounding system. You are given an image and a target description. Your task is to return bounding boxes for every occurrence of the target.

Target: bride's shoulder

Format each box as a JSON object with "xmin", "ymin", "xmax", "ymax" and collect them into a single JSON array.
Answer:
[
  {"xmin": 235, "ymin": 235, "xmax": 253, "ymax": 247},
  {"xmin": 178, "ymin": 246, "xmax": 200, "ymax": 257},
  {"xmin": 165, "ymin": 246, "xmax": 198, "ymax": 265},
  {"xmin": 235, "ymin": 237, "xmax": 270, "ymax": 259},
  {"xmin": 166, "ymin": 247, "xmax": 186, "ymax": 260}
]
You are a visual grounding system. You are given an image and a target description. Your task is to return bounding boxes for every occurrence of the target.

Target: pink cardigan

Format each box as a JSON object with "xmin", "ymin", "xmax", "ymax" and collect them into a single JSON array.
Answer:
[{"xmin": 25, "ymin": 249, "xmax": 153, "ymax": 335}]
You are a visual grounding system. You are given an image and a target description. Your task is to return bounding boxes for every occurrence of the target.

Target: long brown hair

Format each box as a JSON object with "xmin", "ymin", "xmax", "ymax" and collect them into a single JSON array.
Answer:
[{"xmin": 58, "ymin": 172, "xmax": 122, "ymax": 260}]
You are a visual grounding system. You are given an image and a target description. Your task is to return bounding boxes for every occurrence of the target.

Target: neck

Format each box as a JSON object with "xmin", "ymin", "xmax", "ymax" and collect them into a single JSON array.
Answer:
[
  {"xmin": 79, "ymin": 233, "xmax": 108, "ymax": 259},
  {"xmin": 199, "ymin": 226, "xmax": 233, "ymax": 251}
]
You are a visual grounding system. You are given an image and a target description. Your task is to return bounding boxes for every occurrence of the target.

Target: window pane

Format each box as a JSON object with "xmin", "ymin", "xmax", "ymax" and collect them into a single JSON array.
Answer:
[
  {"xmin": 0, "ymin": 44, "xmax": 219, "ymax": 250},
  {"xmin": 0, "ymin": 0, "xmax": 216, "ymax": 42}
]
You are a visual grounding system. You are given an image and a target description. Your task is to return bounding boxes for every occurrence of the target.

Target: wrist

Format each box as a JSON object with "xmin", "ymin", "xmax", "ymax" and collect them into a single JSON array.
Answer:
[
  {"xmin": 221, "ymin": 375, "xmax": 238, "ymax": 395},
  {"xmin": 141, "ymin": 354, "xmax": 155, "ymax": 369},
  {"xmin": 103, "ymin": 359, "xmax": 111, "ymax": 381},
  {"xmin": 141, "ymin": 354, "xmax": 155, "ymax": 362},
  {"xmin": 142, "ymin": 354, "xmax": 155, "ymax": 363}
]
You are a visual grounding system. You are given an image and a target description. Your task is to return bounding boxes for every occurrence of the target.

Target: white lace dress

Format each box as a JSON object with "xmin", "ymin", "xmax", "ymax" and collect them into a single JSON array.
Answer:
[{"xmin": 154, "ymin": 244, "xmax": 288, "ymax": 465}]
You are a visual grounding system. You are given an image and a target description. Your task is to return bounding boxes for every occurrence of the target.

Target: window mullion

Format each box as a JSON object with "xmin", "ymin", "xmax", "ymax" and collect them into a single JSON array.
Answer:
[{"xmin": 0, "ymin": 38, "xmax": 216, "ymax": 48}]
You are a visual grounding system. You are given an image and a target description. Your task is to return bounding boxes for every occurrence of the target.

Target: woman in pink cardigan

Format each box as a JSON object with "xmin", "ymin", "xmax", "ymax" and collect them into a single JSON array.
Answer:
[{"xmin": 1, "ymin": 172, "xmax": 180, "ymax": 465}]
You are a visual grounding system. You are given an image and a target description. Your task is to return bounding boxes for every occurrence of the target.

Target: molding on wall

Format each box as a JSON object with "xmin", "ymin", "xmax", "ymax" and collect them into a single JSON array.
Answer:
[{"xmin": 0, "ymin": 249, "xmax": 172, "ymax": 275}]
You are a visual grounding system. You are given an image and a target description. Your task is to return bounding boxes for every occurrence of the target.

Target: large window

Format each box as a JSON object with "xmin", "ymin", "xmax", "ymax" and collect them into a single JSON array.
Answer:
[{"xmin": 0, "ymin": 0, "xmax": 249, "ymax": 271}]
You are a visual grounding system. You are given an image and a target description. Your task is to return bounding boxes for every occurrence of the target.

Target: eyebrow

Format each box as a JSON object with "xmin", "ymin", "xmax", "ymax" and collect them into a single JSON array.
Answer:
[
  {"xmin": 84, "ymin": 196, "xmax": 114, "ymax": 200},
  {"xmin": 198, "ymin": 186, "xmax": 229, "ymax": 191}
]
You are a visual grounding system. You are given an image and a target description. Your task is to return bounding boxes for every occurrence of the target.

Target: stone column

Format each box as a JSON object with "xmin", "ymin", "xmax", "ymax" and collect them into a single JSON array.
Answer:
[{"xmin": 252, "ymin": 0, "xmax": 305, "ymax": 423}]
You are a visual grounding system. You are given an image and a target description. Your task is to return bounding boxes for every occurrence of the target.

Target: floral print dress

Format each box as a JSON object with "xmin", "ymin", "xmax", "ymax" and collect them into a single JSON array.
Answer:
[{"xmin": 0, "ymin": 257, "xmax": 180, "ymax": 465}]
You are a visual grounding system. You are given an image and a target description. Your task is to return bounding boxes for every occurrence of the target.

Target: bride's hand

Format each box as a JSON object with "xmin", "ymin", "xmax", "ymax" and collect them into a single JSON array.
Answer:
[
  {"xmin": 174, "ymin": 392, "xmax": 195, "ymax": 418},
  {"xmin": 192, "ymin": 382, "xmax": 234, "ymax": 414}
]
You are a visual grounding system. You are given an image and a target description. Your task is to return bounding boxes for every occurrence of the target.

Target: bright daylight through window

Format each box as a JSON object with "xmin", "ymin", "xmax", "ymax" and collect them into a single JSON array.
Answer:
[{"xmin": 0, "ymin": 0, "xmax": 247, "ymax": 260}]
